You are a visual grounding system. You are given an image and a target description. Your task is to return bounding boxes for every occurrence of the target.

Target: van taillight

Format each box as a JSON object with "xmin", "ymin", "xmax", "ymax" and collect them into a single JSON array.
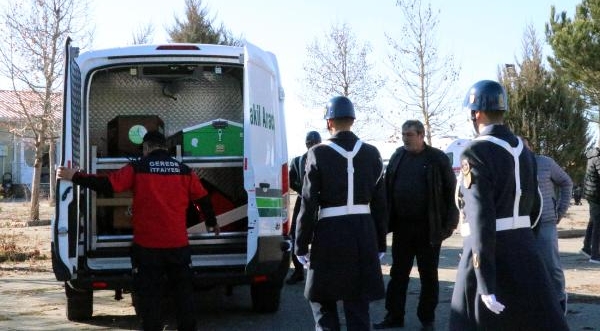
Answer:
[
  {"xmin": 156, "ymin": 45, "xmax": 200, "ymax": 51},
  {"xmin": 281, "ymin": 163, "xmax": 289, "ymax": 195},
  {"xmin": 253, "ymin": 275, "xmax": 268, "ymax": 283},
  {"xmin": 92, "ymin": 281, "xmax": 108, "ymax": 289}
]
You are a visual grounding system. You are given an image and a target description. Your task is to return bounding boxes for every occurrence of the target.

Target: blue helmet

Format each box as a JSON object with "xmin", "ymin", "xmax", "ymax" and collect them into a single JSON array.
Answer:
[
  {"xmin": 324, "ymin": 96, "xmax": 355, "ymax": 119},
  {"xmin": 463, "ymin": 80, "xmax": 508, "ymax": 112},
  {"xmin": 305, "ymin": 131, "xmax": 322, "ymax": 147}
]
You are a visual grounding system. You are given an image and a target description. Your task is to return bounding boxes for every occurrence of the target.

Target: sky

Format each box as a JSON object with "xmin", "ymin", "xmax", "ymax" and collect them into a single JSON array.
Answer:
[{"xmin": 12, "ymin": 0, "xmax": 585, "ymax": 157}]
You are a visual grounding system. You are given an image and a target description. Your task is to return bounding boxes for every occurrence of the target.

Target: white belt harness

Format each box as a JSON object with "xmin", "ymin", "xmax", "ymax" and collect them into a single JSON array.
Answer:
[
  {"xmin": 459, "ymin": 136, "xmax": 533, "ymax": 237},
  {"xmin": 318, "ymin": 140, "xmax": 371, "ymax": 219}
]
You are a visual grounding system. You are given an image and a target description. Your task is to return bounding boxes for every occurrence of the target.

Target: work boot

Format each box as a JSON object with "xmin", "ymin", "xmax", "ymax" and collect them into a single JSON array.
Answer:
[{"xmin": 285, "ymin": 271, "xmax": 304, "ymax": 285}]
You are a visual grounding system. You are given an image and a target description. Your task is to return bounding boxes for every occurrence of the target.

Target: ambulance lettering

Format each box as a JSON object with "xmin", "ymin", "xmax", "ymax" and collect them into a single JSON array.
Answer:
[
  {"xmin": 250, "ymin": 103, "xmax": 275, "ymax": 131},
  {"xmin": 250, "ymin": 103, "xmax": 261, "ymax": 126}
]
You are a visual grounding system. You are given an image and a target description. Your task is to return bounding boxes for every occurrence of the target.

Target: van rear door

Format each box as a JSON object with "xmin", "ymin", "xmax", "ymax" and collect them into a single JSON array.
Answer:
[
  {"xmin": 243, "ymin": 43, "xmax": 288, "ymax": 274},
  {"xmin": 52, "ymin": 37, "xmax": 81, "ymax": 281}
]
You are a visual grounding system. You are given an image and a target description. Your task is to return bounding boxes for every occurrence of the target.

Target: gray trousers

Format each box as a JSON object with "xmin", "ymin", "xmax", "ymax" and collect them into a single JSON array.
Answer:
[{"xmin": 534, "ymin": 221, "xmax": 566, "ymax": 302}]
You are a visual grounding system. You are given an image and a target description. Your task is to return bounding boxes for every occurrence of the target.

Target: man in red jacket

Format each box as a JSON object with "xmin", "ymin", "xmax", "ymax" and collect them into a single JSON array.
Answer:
[{"xmin": 57, "ymin": 131, "xmax": 218, "ymax": 331}]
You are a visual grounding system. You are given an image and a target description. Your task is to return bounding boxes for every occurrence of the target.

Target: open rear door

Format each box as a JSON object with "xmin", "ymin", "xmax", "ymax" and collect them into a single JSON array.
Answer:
[
  {"xmin": 52, "ymin": 37, "xmax": 81, "ymax": 281},
  {"xmin": 243, "ymin": 42, "xmax": 288, "ymax": 274}
]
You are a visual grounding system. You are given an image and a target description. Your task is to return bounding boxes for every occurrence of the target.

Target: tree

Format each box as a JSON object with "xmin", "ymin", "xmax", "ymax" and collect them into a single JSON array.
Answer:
[
  {"xmin": 546, "ymin": 0, "xmax": 600, "ymax": 145},
  {"xmin": 131, "ymin": 22, "xmax": 155, "ymax": 45},
  {"xmin": 0, "ymin": 0, "xmax": 92, "ymax": 221},
  {"xmin": 501, "ymin": 25, "xmax": 589, "ymax": 183},
  {"xmin": 385, "ymin": 0, "xmax": 461, "ymax": 145},
  {"xmin": 299, "ymin": 22, "xmax": 384, "ymax": 138},
  {"xmin": 167, "ymin": 0, "xmax": 243, "ymax": 46}
]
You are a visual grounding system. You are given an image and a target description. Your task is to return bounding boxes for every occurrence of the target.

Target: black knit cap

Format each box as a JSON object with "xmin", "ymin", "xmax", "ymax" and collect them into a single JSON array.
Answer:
[{"xmin": 142, "ymin": 130, "xmax": 166, "ymax": 145}]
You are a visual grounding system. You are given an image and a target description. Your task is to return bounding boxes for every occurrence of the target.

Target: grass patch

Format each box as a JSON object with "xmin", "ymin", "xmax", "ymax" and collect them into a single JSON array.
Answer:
[{"xmin": 0, "ymin": 233, "xmax": 45, "ymax": 263}]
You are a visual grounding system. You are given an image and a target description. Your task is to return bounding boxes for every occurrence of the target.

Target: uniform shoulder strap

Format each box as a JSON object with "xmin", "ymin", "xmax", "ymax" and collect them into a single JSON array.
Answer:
[
  {"xmin": 322, "ymin": 140, "xmax": 363, "ymax": 206},
  {"xmin": 473, "ymin": 135, "xmax": 539, "ymax": 226}
]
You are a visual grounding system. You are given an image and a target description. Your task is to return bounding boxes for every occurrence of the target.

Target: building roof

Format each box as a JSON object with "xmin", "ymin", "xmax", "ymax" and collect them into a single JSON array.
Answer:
[{"xmin": 0, "ymin": 90, "xmax": 61, "ymax": 120}]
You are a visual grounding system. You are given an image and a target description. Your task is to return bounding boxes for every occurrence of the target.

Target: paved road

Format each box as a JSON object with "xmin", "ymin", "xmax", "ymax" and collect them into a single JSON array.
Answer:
[{"xmin": 1, "ymin": 232, "xmax": 599, "ymax": 330}]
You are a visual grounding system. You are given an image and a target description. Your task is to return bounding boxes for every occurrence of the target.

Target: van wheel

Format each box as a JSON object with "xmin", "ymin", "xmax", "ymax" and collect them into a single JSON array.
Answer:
[
  {"xmin": 250, "ymin": 282, "xmax": 281, "ymax": 313},
  {"xmin": 65, "ymin": 283, "xmax": 93, "ymax": 321}
]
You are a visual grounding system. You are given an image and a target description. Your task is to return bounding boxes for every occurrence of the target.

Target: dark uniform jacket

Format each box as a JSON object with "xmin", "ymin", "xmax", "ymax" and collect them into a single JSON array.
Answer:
[
  {"xmin": 289, "ymin": 153, "xmax": 307, "ymax": 236},
  {"xmin": 584, "ymin": 147, "xmax": 600, "ymax": 203},
  {"xmin": 449, "ymin": 124, "xmax": 568, "ymax": 331},
  {"xmin": 384, "ymin": 144, "xmax": 458, "ymax": 244},
  {"xmin": 295, "ymin": 131, "xmax": 387, "ymax": 302}
]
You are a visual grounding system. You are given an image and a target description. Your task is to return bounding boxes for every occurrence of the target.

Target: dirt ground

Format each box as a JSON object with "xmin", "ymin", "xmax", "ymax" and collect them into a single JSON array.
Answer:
[
  {"xmin": 0, "ymin": 198, "xmax": 599, "ymax": 330},
  {"xmin": 0, "ymin": 197, "xmax": 591, "ymax": 277},
  {"xmin": 0, "ymin": 200, "xmax": 53, "ymax": 277}
]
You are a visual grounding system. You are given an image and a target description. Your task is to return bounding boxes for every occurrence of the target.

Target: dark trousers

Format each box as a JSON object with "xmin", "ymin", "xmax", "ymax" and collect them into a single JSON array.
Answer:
[
  {"xmin": 131, "ymin": 244, "xmax": 196, "ymax": 331},
  {"xmin": 385, "ymin": 228, "xmax": 440, "ymax": 324},
  {"xmin": 584, "ymin": 200, "xmax": 600, "ymax": 259},
  {"xmin": 310, "ymin": 299, "xmax": 370, "ymax": 331},
  {"xmin": 290, "ymin": 198, "xmax": 303, "ymax": 272}
]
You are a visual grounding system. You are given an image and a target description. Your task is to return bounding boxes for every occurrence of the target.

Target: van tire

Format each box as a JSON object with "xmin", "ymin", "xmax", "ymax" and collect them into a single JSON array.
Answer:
[
  {"xmin": 65, "ymin": 283, "xmax": 93, "ymax": 321},
  {"xmin": 250, "ymin": 282, "xmax": 281, "ymax": 313}
]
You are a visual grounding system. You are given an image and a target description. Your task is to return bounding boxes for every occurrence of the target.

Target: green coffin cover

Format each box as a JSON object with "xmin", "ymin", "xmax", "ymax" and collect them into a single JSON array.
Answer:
[{"xmin": 182, "ymin": 119, "xmax": 243, "ymax": 157}]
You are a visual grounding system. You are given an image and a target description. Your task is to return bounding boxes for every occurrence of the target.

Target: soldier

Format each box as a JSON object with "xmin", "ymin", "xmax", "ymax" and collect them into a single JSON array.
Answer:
[
  {"xmin": 448, "ymin": 80, "xmax": 569, "ymax": 330},
  {"xmin": 295, "ymin": 96, "xmax": 387, "ymax": 330},
  {"xmin": 286, "ymin": 130, "xmax": 321, "ymax": 285}
]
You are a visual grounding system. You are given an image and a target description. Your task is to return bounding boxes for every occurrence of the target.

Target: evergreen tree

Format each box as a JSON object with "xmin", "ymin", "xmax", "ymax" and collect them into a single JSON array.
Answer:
[
  {"xmin": 546, "ymin": 0, "xmax": 600, "ymax": 145},
  {"xmin": 501, "ymin": 25, "xmax": 589, "ymax": 183},
  {"xmin": 168, "ymin": 0, "xmax": 243, "ymax": 46}
]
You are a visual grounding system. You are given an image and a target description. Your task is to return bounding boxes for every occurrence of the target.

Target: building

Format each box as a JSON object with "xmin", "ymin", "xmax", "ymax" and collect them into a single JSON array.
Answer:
[{"xmin": 0, "ymin": 90, "xmax": 60, "ymax": 197}]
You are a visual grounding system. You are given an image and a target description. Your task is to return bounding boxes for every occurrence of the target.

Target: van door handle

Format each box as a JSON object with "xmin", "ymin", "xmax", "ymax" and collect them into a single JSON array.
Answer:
[
  {"xmin": 259, "ymin": 183, "xmax": 270, "ymax": 192},
  {"xmin": 61, "ymin": 186, "xmax": 73, "ymax": 201}
]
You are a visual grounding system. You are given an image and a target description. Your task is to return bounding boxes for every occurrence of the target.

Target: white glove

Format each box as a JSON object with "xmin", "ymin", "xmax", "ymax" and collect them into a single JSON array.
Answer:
[
  {"xmin": 378, "ymin": 252, "xmax": 385, "ymax": 260},
  {"xmin": 481, "ymin": 294, "xmax": 505, "ymax": 314},
  {"xmin": 297, "ymin": 255, "xmax": 310, "ymax": 266}
]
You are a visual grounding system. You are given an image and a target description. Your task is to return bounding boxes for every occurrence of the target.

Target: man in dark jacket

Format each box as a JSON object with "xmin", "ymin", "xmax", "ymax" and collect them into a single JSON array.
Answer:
[
  {"xmin": 449, "ymin": 80, "xmax": 568, "ymax": 330},
  {"xmin": 286, "ymin": 130, "xmax": 321, "ymax": 284},
  {"xmin": 57, "ymin": 131, "xmax": 219, "ymax": 331},
  {"xmin": 374, "ymin": 120, "xmax": 458, "ymax": 330},
  {"xmin": 583, "ymin": 147, "xmax": 600, "ymax": 263},
  {"xmin": 295, "ymin": 96, "xmax": 387, "ymax": 330}
]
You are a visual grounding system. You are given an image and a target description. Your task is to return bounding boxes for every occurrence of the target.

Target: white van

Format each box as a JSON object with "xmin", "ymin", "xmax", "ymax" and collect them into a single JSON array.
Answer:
[
  {"xmin": 52, "ymin": 39, "xmax": 291, "ymax": 321},
  {"xmin": 444, "ymin": 138, "xmax": 472, "ymax": 177}
]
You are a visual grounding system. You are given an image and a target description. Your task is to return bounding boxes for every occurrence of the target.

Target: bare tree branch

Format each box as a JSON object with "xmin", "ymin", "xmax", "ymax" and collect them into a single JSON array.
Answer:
[
  {"xmin": 385, "ymin": 0, "xmax": 461, "ymax": 144},
  {"xmin": 131, "ymin": 22, "xmax": 155, "ymax": 45},
  {"xmin": 299, "ymin": 22, "xmax": 384, "ymax": 138},
  {"xmin": 0, "ymin": 0, "xmax": 92, "ymax": 219}
]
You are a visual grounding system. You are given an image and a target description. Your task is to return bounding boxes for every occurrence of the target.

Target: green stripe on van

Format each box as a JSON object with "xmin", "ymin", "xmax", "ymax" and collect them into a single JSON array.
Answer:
[
  {"xmin": 258, "ymin": 208, "xmax": 283, "ymax": 217},
  {"xmin": 256, "ymin": 197, "xmax": 283, "ymax": 217},
  {"xmin": 256, "ymin": 197, "xmax": 283, "ymax": 208}
]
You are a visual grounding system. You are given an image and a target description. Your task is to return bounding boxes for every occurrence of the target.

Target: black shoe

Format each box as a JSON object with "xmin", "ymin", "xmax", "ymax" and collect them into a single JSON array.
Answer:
[
  {"xmin": 580, "ymin": 248, "xmax": 591, "ymax": 258},
  {"xmin": 421, "ymin": 321, "xmax": 434, "ymax": 330},
  {"xmin": 285, "ymin": 272, "xmax": 304, "ymax": 285},
  {"xmin": 560, "ymin": 293, "xmax": 568, "ymax": 316},
  {"xmin": 373, "ymin": 316, "xmax": 404, "ymax": 329}
]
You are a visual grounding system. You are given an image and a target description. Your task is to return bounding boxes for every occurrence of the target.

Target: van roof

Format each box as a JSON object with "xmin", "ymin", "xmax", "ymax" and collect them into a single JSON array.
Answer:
[{"xmin": 79, "ymin": 43, "xmax": 244, "ymax": 61}]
